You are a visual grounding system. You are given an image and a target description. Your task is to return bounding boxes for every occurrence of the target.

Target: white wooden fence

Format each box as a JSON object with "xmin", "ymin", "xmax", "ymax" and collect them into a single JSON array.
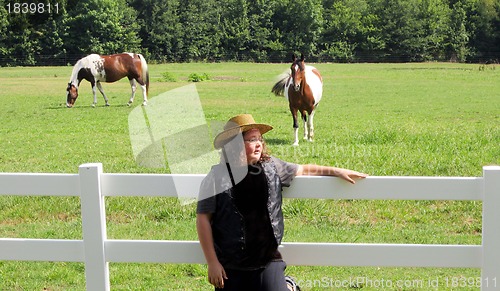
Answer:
[{"xmin": 1, "ymin": 163, "xmax": 499, "ymax": 290}]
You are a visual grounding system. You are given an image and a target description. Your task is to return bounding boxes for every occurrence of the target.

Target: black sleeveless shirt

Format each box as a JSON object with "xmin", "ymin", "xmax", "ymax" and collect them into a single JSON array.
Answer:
[{"xmin": 232, "ymin": 164, "xmax": 279, "ymax": 268}]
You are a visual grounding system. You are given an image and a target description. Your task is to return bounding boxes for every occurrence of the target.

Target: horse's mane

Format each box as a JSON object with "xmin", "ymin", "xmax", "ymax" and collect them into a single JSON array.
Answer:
[
  {"xmin": 68, "ymin": 54, "xmax": 100, "ymax": 87},
  {"xmin": 68, "ymin": 60, "xmax": 83, "ymax": 87}
]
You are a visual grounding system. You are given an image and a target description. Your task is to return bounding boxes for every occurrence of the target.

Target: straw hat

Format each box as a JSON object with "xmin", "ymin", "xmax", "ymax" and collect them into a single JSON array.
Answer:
[{"xmin": 214, "ymin": 114, "xmax": 273, "ymax": 149}]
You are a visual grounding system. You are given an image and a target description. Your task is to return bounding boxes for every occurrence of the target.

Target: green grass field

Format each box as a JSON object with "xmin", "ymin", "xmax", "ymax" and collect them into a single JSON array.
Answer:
[{"xmin": 0, "ymin": 62, "xmax": 498, "ymax": 290}]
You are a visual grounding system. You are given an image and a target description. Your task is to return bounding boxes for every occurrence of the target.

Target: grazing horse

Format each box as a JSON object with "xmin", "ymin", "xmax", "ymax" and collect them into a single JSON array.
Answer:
[
  {"xmin": 271, "ymin": 53, "xmax": 323, "ymax": 146},
  {"xmin": 66, "ymin": 53, "xmax": 149, "ymax": 108}
]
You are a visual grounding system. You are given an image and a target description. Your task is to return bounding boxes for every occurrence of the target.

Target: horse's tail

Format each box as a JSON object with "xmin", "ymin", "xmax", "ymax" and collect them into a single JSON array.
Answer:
[
  {"xmin": 271, "ymin": 71, "xmax": 290, "ymax": 97},
  {"xmin": 138, "ymin": 54, "xmax": 149, "ymax": 96}
]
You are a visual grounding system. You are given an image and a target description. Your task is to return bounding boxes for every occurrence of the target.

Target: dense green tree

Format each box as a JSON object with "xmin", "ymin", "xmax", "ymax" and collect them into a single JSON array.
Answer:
[
  {"xmin": 470, "ymin": 0, "xmax": 500, "ymax": 61},
  {"xmin": 3, "ymin": 14, "xmax": 37, "ymax": 65},
  {"xmin": 64, "ymin": 0, "xmax": 141, "ymax": 60},
  {"xmin": 0, "ymin": 0, "xmax": 11, "ymax": 64},
  {"xmin": 35, "ymin": 14, "xmax": 67, "ymax": 65},
  {"xmin": 372, "ymin": 0, "xmax": 421, "ymax": 61},
  {"xmin": 174, "ymin": 0, "xmax": 223, "ymax": 61},
  {"xmin": 0, "ymin": 0, "xmax": 67, "ymax": 66},
  {"xmin": 415, "ymin": 0, "xmax": 451, "ymax": 61},
  {"xmin": 492, "ymin": 1, "xmax": 500, "ymax": 61},
  {"xmin": 219, "ymin": 0, "xmax": 251, "ymax": 60},
  {"xmin": 246, "ymin": 0, "xmax": 283, "ymax": 61},
  {"xmin": 130, "ymin": 0, "xmax": 182, "ymax": 62},
  {"xmin": 1, "ymin": 0, "xmax": 499, "ymax": 65},
  {"xmin": 320, "ymin": 0, "xmax": 383, "ymax": 62},
  {"xmin": 272, "ymin": 0, "xmax": 324, "ymax": 59},
  {"xmin": 446, "ymin": 0, "xmax": 471, "ymax": 61}
]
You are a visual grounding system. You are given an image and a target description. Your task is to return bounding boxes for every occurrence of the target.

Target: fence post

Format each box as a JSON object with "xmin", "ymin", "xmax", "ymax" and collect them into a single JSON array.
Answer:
[
  {"xmin": 79, "ymin": 163, "xmax": 110, "ymax": 291},
  {"xmin": 481, "ymin": 166, "xmax": 500, "ymax": 290}
]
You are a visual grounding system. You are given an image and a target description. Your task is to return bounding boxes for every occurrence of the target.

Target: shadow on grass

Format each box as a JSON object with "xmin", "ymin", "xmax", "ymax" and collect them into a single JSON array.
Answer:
[{"xmin": 46, "ymin": 103, "xmax": 131, "ymax": 110}]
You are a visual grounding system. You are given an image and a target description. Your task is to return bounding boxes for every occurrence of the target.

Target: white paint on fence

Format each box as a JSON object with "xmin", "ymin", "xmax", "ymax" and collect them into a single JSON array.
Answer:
[
  {"xmin": 79, "ymin": 163, "xmax": 110, "ymax": 291},
  {"xmin": 481, "ymin": 166, "xmax": 500, "ymax": 286},
  {"xmin": 0, "ymin": 164, "xmax": 499, "ymax": 290}
]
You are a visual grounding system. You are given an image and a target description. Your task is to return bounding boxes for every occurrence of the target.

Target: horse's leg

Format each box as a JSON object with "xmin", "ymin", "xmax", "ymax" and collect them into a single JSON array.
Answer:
[
  {"xmin": 128, "ymin": 79, "xmax": 137, "ymax": 106},
  {"xmin": 301, "ymin": 113, "xmax": 308, "ymax": 141},
  {"xmin": 140, "ymin": 82, "xmax": 148, "ymax": 106},
  {"xmin": 96, "ymin": 81, "xmax": 110, "ymax": 106},
  {"xmin": 290, "ymin": 107, "xmax": 300, "ymax": 146},
  {"xmin": 91, "ymin": 82, "xmax": 97, "ymax": 107},
  {"xmin": 308, "ymin": 110, "xmax": 316, "ymax": 142}
]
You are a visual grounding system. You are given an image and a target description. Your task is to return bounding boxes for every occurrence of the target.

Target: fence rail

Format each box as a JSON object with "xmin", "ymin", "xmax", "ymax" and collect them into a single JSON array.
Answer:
[{"xmin": 1, "ymin": 163, "xmax": 499, "ymax": 290}]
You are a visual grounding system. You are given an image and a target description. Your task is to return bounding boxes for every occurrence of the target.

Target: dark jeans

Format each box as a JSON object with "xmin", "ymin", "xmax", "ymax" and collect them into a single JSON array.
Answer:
[{"xmin": 215, "ymin": 260, "xmax": 289, "ymax": 291}]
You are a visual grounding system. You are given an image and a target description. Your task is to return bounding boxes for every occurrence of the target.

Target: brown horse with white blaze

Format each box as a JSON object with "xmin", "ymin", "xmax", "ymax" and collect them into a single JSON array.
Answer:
[
  {"xmin": 272, "ymin": 53, "xmax": 323, "ymax": 146},
  {"xmin": 66, "ymin": 53, "xmax": 149, "ymax": 108}
]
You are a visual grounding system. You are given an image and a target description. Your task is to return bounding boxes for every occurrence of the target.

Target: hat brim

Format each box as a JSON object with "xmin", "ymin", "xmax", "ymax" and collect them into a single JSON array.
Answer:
[{"xmin": 214, "ymin": 123, "xmax": 273, "ymax": 149}]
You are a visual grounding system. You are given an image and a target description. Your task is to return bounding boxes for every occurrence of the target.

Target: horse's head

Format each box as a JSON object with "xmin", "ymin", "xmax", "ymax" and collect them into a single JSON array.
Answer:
[
  {"xmin": 290, "ymin": 53, "xmax": 306, "ymax": 92},
  {"xmin": 66, "ymin": 83, "xmax": 78, "ymax": 108}
]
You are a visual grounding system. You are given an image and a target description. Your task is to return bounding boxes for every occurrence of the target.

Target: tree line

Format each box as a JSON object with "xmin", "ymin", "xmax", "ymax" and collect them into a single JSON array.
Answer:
[{"xmin": 1, "ymin": 0, "xmax": 499, "ymax": 66}]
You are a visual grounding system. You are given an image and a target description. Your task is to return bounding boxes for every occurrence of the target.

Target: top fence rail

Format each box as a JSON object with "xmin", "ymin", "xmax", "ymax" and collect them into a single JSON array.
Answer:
[{"xmin": 0, "ymin": 164, "xmax": 499, "ymax": 290}]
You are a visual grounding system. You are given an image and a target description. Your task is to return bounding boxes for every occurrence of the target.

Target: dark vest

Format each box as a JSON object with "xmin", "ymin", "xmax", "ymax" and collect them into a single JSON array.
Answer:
[{"xmin": 209, "ymin": 159, "xmax": 284, "ymax": 268}]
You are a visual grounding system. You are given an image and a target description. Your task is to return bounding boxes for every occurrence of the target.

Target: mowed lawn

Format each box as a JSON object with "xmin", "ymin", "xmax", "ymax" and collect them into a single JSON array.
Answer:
[{"xmin": 0, "ymin": 62, "xmax": 498, "ymax": 290}]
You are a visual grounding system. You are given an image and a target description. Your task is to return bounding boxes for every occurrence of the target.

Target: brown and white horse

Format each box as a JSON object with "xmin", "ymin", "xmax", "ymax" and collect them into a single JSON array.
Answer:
[
  {"xmin": 272, "ymin": 53, "xmax": 323, "ymax": 146},
  {"xmin": 66, "ymin": 53, "xmax": 149, "ymax": 108}
]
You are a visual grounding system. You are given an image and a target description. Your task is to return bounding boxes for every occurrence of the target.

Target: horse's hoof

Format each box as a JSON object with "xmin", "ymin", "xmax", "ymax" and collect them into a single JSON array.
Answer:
[
  {"xmin": 127, "ymin": 103, "xmax": 132, "ymax": 107},
  {"xmin": 292, "ymin": 142, "xmax": 299, "ymax": 146},
  {"xmin": 91, "ymin": 104, "xmax": 96, "ymax": 108},
  {"xmin": 142, "ymin": 102, "xmax": 147, "ymax": 106}
]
